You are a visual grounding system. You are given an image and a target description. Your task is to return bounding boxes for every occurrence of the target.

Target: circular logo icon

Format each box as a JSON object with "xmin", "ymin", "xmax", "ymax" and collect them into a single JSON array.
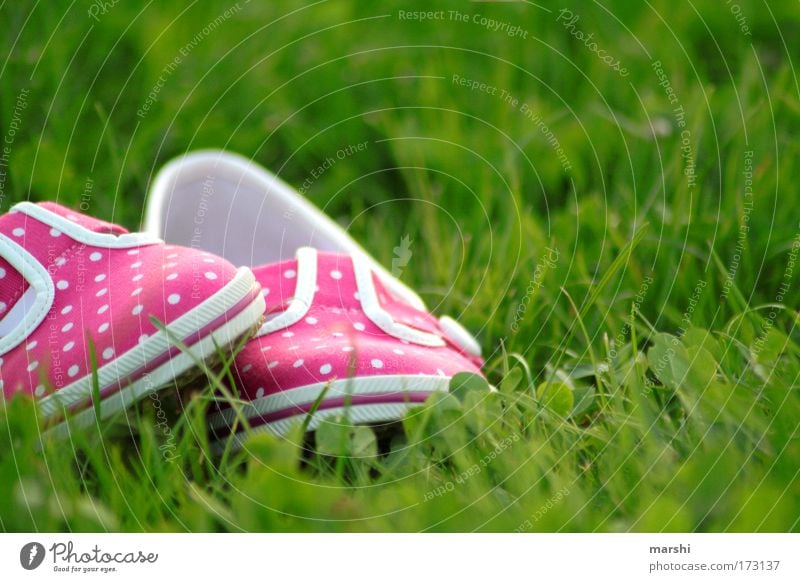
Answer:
[{"xmin": 20, "ymin": 542, "xmax": 46, "ymax": 570}]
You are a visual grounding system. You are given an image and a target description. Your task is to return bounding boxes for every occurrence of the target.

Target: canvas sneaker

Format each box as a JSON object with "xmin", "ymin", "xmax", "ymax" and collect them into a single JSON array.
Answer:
[
  {"xmin": 145, "ymin": 151, "xmax": 484, "ymax": 442},
  {"xmin": 0, "ymin": 201, "xmax": 265, "ymax": 433}
]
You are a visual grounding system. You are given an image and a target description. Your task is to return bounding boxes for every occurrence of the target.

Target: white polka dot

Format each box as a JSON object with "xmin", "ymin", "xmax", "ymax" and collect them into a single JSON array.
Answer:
[
  {"xmin": 94, "ymin": 273, "xmax": 106, "ymax": 282},
  {"xmin": 371, "ymin": 359, "xmax": 384, "ymax": 369},
  {"xmin": 34, "ymin": 384, "xmax": 46, "ymax": 397},
  {"xmin": 203, "ymin": 258, "xmax": 215, "ymax": 263},
  {"xmin": 55, "ymin": 257, "xmax": 66, "ymax": 267},
  {"xmin": 131, "ymin": 288, "xmax": 142, "ymax": 296},
  {"xmin": 342, "ymin": 346, "xmax": 354, "ymax": 352},
  {"xmin": 437, "ymin": 368, "xmax": 447, "ymax": 377},
  {"xmin": 393, "ymin": 348, "xmax": 405, "ymax": 355},
  {"xmin": 132, "ymin": 305, "xmax": 143, "ymax": 315},
  {"xmin": 288, "ymin": 345, "xmax": 300, "ymax": 350},
  {"xmin": 63, "ymin": 341, "xmax": 75, "ymax": 352},
  {"xmin": 268, "ymin": 361, "xmax": 279, "ymax": 369},
  {"xmin": 255, "ymin": 387, "xmax": 265, "ymax": 398},
  {"xmin": 319, "ymin": 363, "xmax": 332, "ymax": 374},
  {"xmin": 166, "ymin": 273, "xmax": 178, "ymax": 281},
  {"xmin": 163, "ymin": 262, "xmax": 177, "ymax": 269},
  {"xmin": 68, "ymin": 365, "xmax": 79, "ymax": 377},
  {"xmin": 354, "ymin": 291, "xmax": 361, "ymax": 300},
  {"xmin": 50, "ymin": 228, "xmax": 62, "ymax": 237},
  {"xmin": 354, "ymin": 322, "xmax": 365, "ymax": 331},
  {"xmin": 330, "ymin": 270, "xmax": 342, "ymax": 280},
  {"xmin": 97, "ymin": 304, "xmax": 109, "ymax": 314},
  {"xmin": 102, "ymin": 347, "xmax": 114, "ymax": 360},
  {"xmin": 132, "ymin": 274, "xmax": 143, "ymax": 282},
  {"xmin": 98, "ymin": 322, "xmax": 109, "ymax": 333},
  {"xmin": 56, "ymin": 280, "xmax": 69, "ymax": 290},
  {"xmin": 0, "ymin": 302, "xmax": 6, "ymax": 313},
  {"xmin": 305, "ymin": 316, "xmax": 318, "ymax": 325},
  {"xmin": 27, "ymin": 361, "xmax": 39, "ymax": 372},
  {"xmin": 131, "ymin": 261, "xmax": 142, "ymax": 269},
  {"xmin": 26, "ymin": 340, "xmax": 37, "ymax": 350},
  {"xmin": 284, "ymin": 269, "xmax": 296, "ymax": 279},
  {"xmin": 167, "ymin": 253, "xmax": 178, "ymax": 259},
  {"xmin": 62, "ymin": 322, "xmax": 73, "ymax": 332},
  {"xmin": 241, "ymin": 363, "xmax": 253, "ymax": 373},
  {"xmin": 167, "ymin": 293, "xmax": 180, "ymax": 305},
  {"xmin": 96, "ymin": 288, "xmax": 107, "ymax": 297},
  {"xmin": 261, "ymin": 345, "xmax": 272, "ymax": 351},
  {"xmin": 293, "ymin": 359, "xmax": 304, "ymax": 368},
  {"xmin": 138, "ymin": 334, "xmax": 149, "ymax": 344},
  {"xmin": 204, "ymin": 272, "xmax": 218, "ymax": 280},
  {"xmin": 12, "ymin": 227, "xmax": 24, "ymax": 237},
  {"xmin": 89, "ymin": 251, "xmax": 102, "ymax": 262},
  {"xmin": 0, "ymin": 267, "xmax": 5, "ymax": 278},
  {"xmin": 332, "ymin": 332, "xmax": 344, "ymax": 338},
  {"xmin": 261, "ymin": 288, "xmax": 270, "ymax": 296},
  {"xmin": 282, "ymin": 331, "xmax": 294, "ymax": 338},
  {"xmin": 127, "ymin": 249, "xmax": 139, "ymax": 255},
  {"xmin": 66, "ymin": 214, "xmax": 79, "ymax": 221}
]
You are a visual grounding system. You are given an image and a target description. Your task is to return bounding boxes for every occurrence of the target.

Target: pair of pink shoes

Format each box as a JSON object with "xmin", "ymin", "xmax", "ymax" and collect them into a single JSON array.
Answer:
[{"xmin": 0, "ymin": 151, "xmax": 484, "ymax": 446}]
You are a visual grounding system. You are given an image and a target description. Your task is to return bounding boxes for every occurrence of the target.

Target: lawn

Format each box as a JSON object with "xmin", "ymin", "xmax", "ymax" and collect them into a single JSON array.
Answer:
[{"xmin": 1, "ymin": 0, "xmax": 799, "ymax": 532}]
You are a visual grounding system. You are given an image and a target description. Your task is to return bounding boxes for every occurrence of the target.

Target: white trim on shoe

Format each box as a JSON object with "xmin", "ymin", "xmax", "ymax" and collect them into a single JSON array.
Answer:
[
  {"xmin": 14, "ymin": 202, "xmax": 162, "ymax": 248},
  {"xmin": 48, "ymin": 289, "xmax": 265, "ymax": 438},
  {"xmin": 256, "ymin": 247, "xmax": 317, "ymax": 336},
  {"xmin": 253, "ymin": 247, "xmax": 448, "ymax": 348},
  {"xmin": 351, "ymin": 253, "xmax": 446, "ymax": 347},
  {"xmin": 208, "ymin": 373, "xmax": 451, "ymax": 432},
  {"xmin": 439, "ymin": 315, "xmax": 482, "ymax": 357},
  {"xmin": 0, "ymin": 233, "xmax": 55, "ymax": 355},
  {"xmin": 40, "ymin": 267, "xmax": 264, "ymax": 419}
]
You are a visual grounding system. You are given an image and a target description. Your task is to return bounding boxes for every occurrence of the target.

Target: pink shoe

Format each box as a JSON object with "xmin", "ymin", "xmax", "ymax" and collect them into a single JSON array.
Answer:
[
  {"xmin": 0, "ymin": 201, "xmax": 264, "ymax": 432},
  {"xmin": 212, "ymin": 248, "xmax": 483, "ymax": 439},
  {"xmin": 146, "ymin": 151, "xmax": 484, "ymax": 440}
]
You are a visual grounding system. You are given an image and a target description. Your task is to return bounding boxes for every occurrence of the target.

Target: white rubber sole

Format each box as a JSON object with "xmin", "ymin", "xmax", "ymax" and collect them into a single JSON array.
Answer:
[
  {"xmin": 209, "ymin": 374, "xmax": 452, "ymax": 449},
  {"xmin": 45, "ymin": 268, "xmax": 265, "ymax": 437}
]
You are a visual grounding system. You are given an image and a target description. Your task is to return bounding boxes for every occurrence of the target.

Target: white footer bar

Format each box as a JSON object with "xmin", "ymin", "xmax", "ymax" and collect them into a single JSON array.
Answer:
[{"xmin": 1, "ymin": 533, "xmax": 797, "ymax": 581}]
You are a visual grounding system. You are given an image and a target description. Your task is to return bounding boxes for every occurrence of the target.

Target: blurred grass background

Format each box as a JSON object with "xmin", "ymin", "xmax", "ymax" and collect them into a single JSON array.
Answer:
[{"xmin": 1, "ymin": 0, "xmax": 799, "ymax": 532}]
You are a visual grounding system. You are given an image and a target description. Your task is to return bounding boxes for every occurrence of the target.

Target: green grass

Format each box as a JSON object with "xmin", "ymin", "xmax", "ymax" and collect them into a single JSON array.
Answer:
[{"xmin": 1, "ymin": 0, "xmax": 799, "ymax": 532}]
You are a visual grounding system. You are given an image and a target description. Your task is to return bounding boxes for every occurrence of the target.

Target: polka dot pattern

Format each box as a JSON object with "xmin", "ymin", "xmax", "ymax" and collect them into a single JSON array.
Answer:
[
  {"xmin": 228, "ymin": 251, "xmax": 483, "ymax": 404},
  {"xmin": 0, "ymin": 201, "xmax": 239, "ymax": 400}
]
